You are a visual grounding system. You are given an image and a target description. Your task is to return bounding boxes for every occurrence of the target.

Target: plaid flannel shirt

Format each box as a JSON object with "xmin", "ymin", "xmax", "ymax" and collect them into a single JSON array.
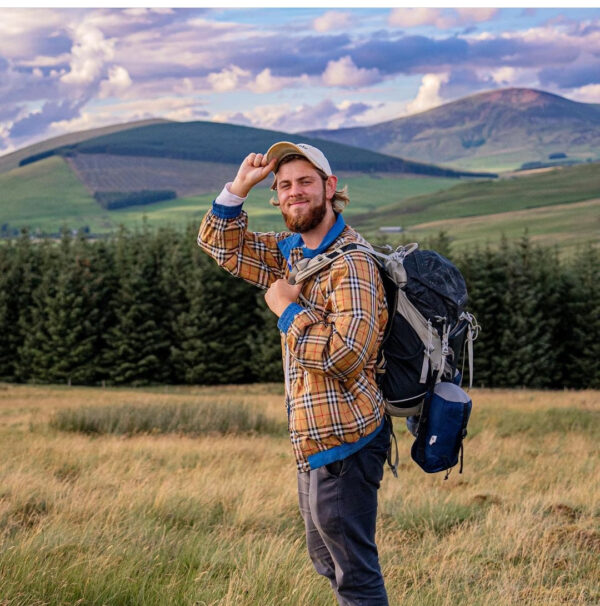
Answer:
[{"xmin": 198, "ymin": 202, "xmax": 388, "ymax": 472}]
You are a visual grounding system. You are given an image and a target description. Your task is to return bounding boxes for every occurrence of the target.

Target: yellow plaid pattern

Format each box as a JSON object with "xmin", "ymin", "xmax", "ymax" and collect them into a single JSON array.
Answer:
[{"xmin": 198, "ymin": 208, "xmax": 388, "ymax": 471}]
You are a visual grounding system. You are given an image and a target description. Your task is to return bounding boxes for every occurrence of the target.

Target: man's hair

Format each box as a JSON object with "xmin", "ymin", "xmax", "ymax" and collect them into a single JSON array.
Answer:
[{"xmin": 269, "ymin": 154, "xmax": 349, "ymax": 213}]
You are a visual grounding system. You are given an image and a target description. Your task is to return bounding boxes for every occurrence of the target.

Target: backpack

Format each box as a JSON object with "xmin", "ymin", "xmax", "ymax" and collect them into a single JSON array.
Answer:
[{"xmin": 289, "ymin": 242, "xmax": 479, "ymax": 478}]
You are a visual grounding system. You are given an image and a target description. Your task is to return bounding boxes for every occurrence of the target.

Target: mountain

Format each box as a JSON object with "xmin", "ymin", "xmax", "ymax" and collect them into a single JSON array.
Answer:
[{"xmin": 303, "ymin": 88, "xmax": 600, "ymax": 172}]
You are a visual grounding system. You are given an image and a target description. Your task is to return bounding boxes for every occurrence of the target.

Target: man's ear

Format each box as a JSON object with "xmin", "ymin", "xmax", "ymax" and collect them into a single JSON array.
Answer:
[{"xmin": 325, "ymin": 175, "xmax": 337, "ymax": 201}]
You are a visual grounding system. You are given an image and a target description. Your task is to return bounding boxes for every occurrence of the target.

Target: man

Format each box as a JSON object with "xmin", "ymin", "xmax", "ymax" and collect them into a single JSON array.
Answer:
[{"xmin": 197, "ymin": 142, "xmax": 391, "ymax": 605}]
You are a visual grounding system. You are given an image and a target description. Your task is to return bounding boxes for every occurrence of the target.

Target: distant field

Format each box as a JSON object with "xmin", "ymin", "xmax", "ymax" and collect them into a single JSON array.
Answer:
[
  {"xmin": 0, "ymin": 156, "xmax": 460, "ymax": 235},
  {"xmin": 353, "ymin": 163, "xmax": 600, "ymax": 250},
  {"xmin": 1, "ymin": 156, "xmax": 598, "ymax": 253},
  {"xmin": 0, "ymin": 383, "xmax": 598, "ymax": 605},
  {"xmin": 404, "ymin": 198, "xmax": 600, "ymax": 254}
]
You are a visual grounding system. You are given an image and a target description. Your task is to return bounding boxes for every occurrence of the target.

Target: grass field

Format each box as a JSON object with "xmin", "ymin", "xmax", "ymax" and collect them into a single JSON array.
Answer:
[
  {"xmin": 0, "ymin": 157, "xmax": 459, "ymax": 235},
  {"xmin": 0, "ymin": 384, "xmax": 598, "ymax": 605},
  {"xmin": 1, "ymin": 156, "xmax": 598, "ymax": 253}
]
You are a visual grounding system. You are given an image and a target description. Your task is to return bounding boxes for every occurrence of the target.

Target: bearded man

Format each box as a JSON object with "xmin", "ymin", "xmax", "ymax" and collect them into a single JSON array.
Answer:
[{"xmin": 197, "ymin": 142, "xmax": 391, "ymax": 605}]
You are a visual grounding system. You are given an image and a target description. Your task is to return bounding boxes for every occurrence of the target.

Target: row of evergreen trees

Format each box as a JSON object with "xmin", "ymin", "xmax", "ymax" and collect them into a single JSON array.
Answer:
[{"xmin": 0, "ymin": 226, "xmax": 597, "ymax": 388}]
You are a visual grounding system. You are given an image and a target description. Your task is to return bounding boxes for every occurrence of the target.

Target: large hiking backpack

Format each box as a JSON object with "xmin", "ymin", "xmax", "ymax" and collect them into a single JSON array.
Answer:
[{"xmin": 289, "ymin": 242, "xmax": 480, "ymax": 477}]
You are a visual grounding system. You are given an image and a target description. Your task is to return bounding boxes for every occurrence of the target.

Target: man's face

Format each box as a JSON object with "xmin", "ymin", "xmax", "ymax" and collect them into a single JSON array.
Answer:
[{"xmin": 275, "ymin": 159, "xmax": 330, "ymax": 233}]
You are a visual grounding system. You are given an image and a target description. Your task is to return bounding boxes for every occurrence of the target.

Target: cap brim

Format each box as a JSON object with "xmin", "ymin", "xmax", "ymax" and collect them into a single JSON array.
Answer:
[{"xmin": 265, "ymin": 141, "xmax": 305, "ymax": 169}]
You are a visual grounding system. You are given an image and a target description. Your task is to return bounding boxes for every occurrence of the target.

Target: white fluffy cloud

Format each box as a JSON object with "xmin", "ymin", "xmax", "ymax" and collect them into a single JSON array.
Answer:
[
  {"xmin": 207, "ymin": 65, "xmax": 251, "ymax": 92},
  {"xmin": 322, "ymin": 56, "xmax": 380, "ymax": 88},
  {"xmin": 568, "ymin": 83, "xmax": 600, "ymax": 103},
  {"xmin": 313, "ymin": 11, "xmax": 352, "ymax": 32},
  {"xmin": 389, "ymin": 8, "xmax": 498, "ymax": 29},
  {"xmin": 406, "ymin": 73, "xmax": 449, "ymax": 115},
  {"xmin": 99, "ymin": 65, "xmax": 132, "ymax": 98},
  {"xmin": 60, "ymin": 21, "xmax": 115, "ymax": 86},
  {"xmin": 212, "ymin": 98, "xmax": 374, "ymax": 133},
  {"xmin": 247, "ymin": 69, "xmax": 309, "ymax": 94},
  {"xmin": 47, "ymin": 96, "xmax": 208, "ymax": 135}
]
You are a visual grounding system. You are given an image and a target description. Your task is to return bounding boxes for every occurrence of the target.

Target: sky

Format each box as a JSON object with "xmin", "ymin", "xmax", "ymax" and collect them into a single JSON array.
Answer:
[{"xmin": 1, "ymin": 6, "xmax": 600, "ymax": 155}]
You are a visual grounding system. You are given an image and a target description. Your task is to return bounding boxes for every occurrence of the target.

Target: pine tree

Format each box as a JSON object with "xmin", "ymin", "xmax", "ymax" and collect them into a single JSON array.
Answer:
[
  {"xmin": 457, "ymin": 243, "xmax": 506, "ymax": 387},
  {"xmin": 494, "ymin": 235, "xmax": 557, "ymax": 387},
  {"xmin": 563, "ymin": 245, "xmax": 600, "ymax": 388},
  {"xmin": 17, "ymin": 230, "xmax": 109, "ymax": 384},
  {"xmin": 104, "ymin": 226, "xmax": 172, "ymax": 385},
  {"xmin": 0, "ymin": 233, "xmax": 36, "ymax": 380}
]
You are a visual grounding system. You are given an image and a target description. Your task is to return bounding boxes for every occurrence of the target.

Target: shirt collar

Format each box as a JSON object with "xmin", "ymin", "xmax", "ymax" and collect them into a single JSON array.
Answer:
[{"xmin": 277, "ymin": 213, "xmax": 346, "ymax": 263}]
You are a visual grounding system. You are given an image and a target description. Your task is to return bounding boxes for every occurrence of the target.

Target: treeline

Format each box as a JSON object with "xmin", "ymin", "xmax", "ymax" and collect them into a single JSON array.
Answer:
[{"xmin": 0, "ymin": 227, "xmax": 597, "ymax": 388}]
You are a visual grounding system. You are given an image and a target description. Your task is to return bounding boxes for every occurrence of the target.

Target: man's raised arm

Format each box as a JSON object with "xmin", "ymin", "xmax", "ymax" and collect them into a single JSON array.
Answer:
[{"xmin": 197, "ymin": 152, "xmax": 285, "ymax": 290}]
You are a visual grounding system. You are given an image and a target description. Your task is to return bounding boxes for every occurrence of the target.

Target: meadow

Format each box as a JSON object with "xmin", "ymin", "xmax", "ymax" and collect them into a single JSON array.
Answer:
[
  {"xmin": 0, "ymin": 384, "xmax": 598, "ymax": 605},
  {"xmin": 2, "ymin": 153, "xmax": 599, "ymax": 255}
]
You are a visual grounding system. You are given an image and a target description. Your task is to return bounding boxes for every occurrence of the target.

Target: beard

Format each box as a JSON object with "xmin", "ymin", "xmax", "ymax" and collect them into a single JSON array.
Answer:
[{"xmin": 281, "ymin": 192, "xmax": 327, "ymax": 233}]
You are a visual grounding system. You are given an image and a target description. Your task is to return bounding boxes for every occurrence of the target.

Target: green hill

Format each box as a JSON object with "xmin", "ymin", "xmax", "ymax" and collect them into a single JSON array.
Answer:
[
  {"xmin": 0, "ymin": 156, "xmax": 102, "ymax": 235},
  {"xmin": 19, "ymin": 120, "xmax": 488, "ymax": 179},
  {"xmin": 352, "ymin": 163, "xmax": 600, "ymax": 254},
  {"xmin": 0, "ymin": 119, "xmax": 170, "ymax": 176}
]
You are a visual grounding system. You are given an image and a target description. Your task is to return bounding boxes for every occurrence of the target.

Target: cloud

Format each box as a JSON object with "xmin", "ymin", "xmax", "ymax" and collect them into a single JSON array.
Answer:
[
  {"xmin": 568, "ymin": 83, "xmax": 600, "ymax": 102},
  {"xmin": 322, "ymin": 56, "xmax": 381, "ymax": 88},
  {"xmin": 454, "ymin": 8, "xmax": 499, "ymax": 24},
  {"xmin": 313, "ymin": 11, "xmax": 352, "ymax": 33},
  {"xmin": 539, "ymin": 60, "xmax": 600, "ymax": 88},
  {"xmin": 491, "ymin": 66, "xmax": 518, "ymax": 86},
  {"xmin": 406, "ymin": 73, "xmax": 449, "ymax": 114},
  {"xmin": 99, "ymin": 65, "xmax": 132, "ymax": 98},
  {"xmin": 389, "ymin": 8, "xmax": 446, "ymax": 28},
  {"xmin": 47, "ymin": 96, "xmax": 208, "ymax": 136},
  {"xmin": 213, "ymin": 98, "xmax": 375, "ymax": 133},
  {"xmin": 247, "ymin": 69, "xmax": 309, "ymax": 94},
  {"xmin": 10, "ymin": 99, "xmax": 85, "ymax": 139},
  {"xmin": 207, "ymin": 65, "xmax": 251, "ymax": 92},
  {"xmin": 0, "ymin": 9, "xmax": 73, "ymax": 58},
  {"xmin": 60, "ymin": 21, "xmax": 115, "ymax": 86},
  {"xmin": 389, "ymin": 8, "xmax": 498, "ymax": 29}
]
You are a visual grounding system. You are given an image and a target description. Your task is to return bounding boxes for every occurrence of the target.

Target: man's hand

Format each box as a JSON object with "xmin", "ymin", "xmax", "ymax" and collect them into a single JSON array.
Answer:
[
  {"xmin": 230, "ymin": 153, "xmax": 277, "ymax": 198},
  {"xmin": 265, "ymin": 279, "xmax": 302, "ymax": 317}
]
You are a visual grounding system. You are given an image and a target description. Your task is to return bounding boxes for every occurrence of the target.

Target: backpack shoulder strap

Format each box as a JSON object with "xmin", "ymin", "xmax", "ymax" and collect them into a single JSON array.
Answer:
[
  {"xmin": 288, "ymin": 241, "xmax": 419, "ymax": 285},
  {"xmin": 288, "ymin": 242, "xmax": 379, "ymax": 285}
]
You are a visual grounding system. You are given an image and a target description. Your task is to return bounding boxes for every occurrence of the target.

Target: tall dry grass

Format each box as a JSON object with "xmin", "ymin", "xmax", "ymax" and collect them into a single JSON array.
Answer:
[{"xmin": 0, "ymin": 384, "xmax": 598, "ymax": 605}]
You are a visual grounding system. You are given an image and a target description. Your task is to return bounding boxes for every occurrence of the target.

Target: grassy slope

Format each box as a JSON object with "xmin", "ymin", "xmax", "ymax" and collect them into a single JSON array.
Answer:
[
  {"xmin": 0, "ymin": 119, "xmax": 170, "ymax": 176},
  {"xmin": 0, "ymin": 159, "xmax": 460, "ymax": 234},
  {"xmin": 353, "ymin": 163, "xmax": 600, "ymax": 250},
  {"xmin": 0, "ymin": 156, "xmax": 103, "ymax": 232},
  {"xmin": 0, "ymin": 384, "xmax": 598, "ymax": 605}
]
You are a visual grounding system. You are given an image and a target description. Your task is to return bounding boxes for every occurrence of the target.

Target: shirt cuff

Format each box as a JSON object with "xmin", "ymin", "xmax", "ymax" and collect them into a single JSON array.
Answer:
[
  {"xmin": 216, "ymin": 182, "xmax": 247, "ymax": 206},
  {"xmin": 277, "ymin": 303, "xmax": 304, "ymax": 333}
]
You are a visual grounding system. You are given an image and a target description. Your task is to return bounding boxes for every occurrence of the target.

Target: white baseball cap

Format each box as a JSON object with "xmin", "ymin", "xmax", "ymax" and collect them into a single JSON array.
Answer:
[{"xmin": 266, "ymin": 141, "xmax": 332, "ymax": 176}]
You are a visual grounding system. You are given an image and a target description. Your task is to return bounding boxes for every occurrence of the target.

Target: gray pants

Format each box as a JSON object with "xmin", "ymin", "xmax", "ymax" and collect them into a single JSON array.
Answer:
[{"xmin": 297, "ymin": 420, "xmax": 390, "ymax": 606}]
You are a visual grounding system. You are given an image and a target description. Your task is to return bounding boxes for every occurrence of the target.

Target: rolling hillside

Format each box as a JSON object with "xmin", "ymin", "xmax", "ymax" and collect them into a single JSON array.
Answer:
[
  {"xmin": 0, "ymin": 119, "xmax": 170, "ymax": 176},
  {"xmin": 0, "ymin": 155, "xmax": 460, "ymax": 236},
  {"xmin": 2, "ymin": 120, "xmax": 491, "ymax": 218},
  {"xmin": 352, "ymin": 162, "xmax": 600, "ymax": 253},
  {"xmin": 17, "ymin": 120, "xmax": 488, "ymax": 178},
  {"xmin": 304, "ymin": 88, "xmax": 600, "ymax": 172}
]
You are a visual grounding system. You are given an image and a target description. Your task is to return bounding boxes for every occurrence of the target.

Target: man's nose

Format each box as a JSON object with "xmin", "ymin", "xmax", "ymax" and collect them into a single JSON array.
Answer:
[{"xmin": 289, "ymin": 181, "xmax": 303, "ymax": 197}]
